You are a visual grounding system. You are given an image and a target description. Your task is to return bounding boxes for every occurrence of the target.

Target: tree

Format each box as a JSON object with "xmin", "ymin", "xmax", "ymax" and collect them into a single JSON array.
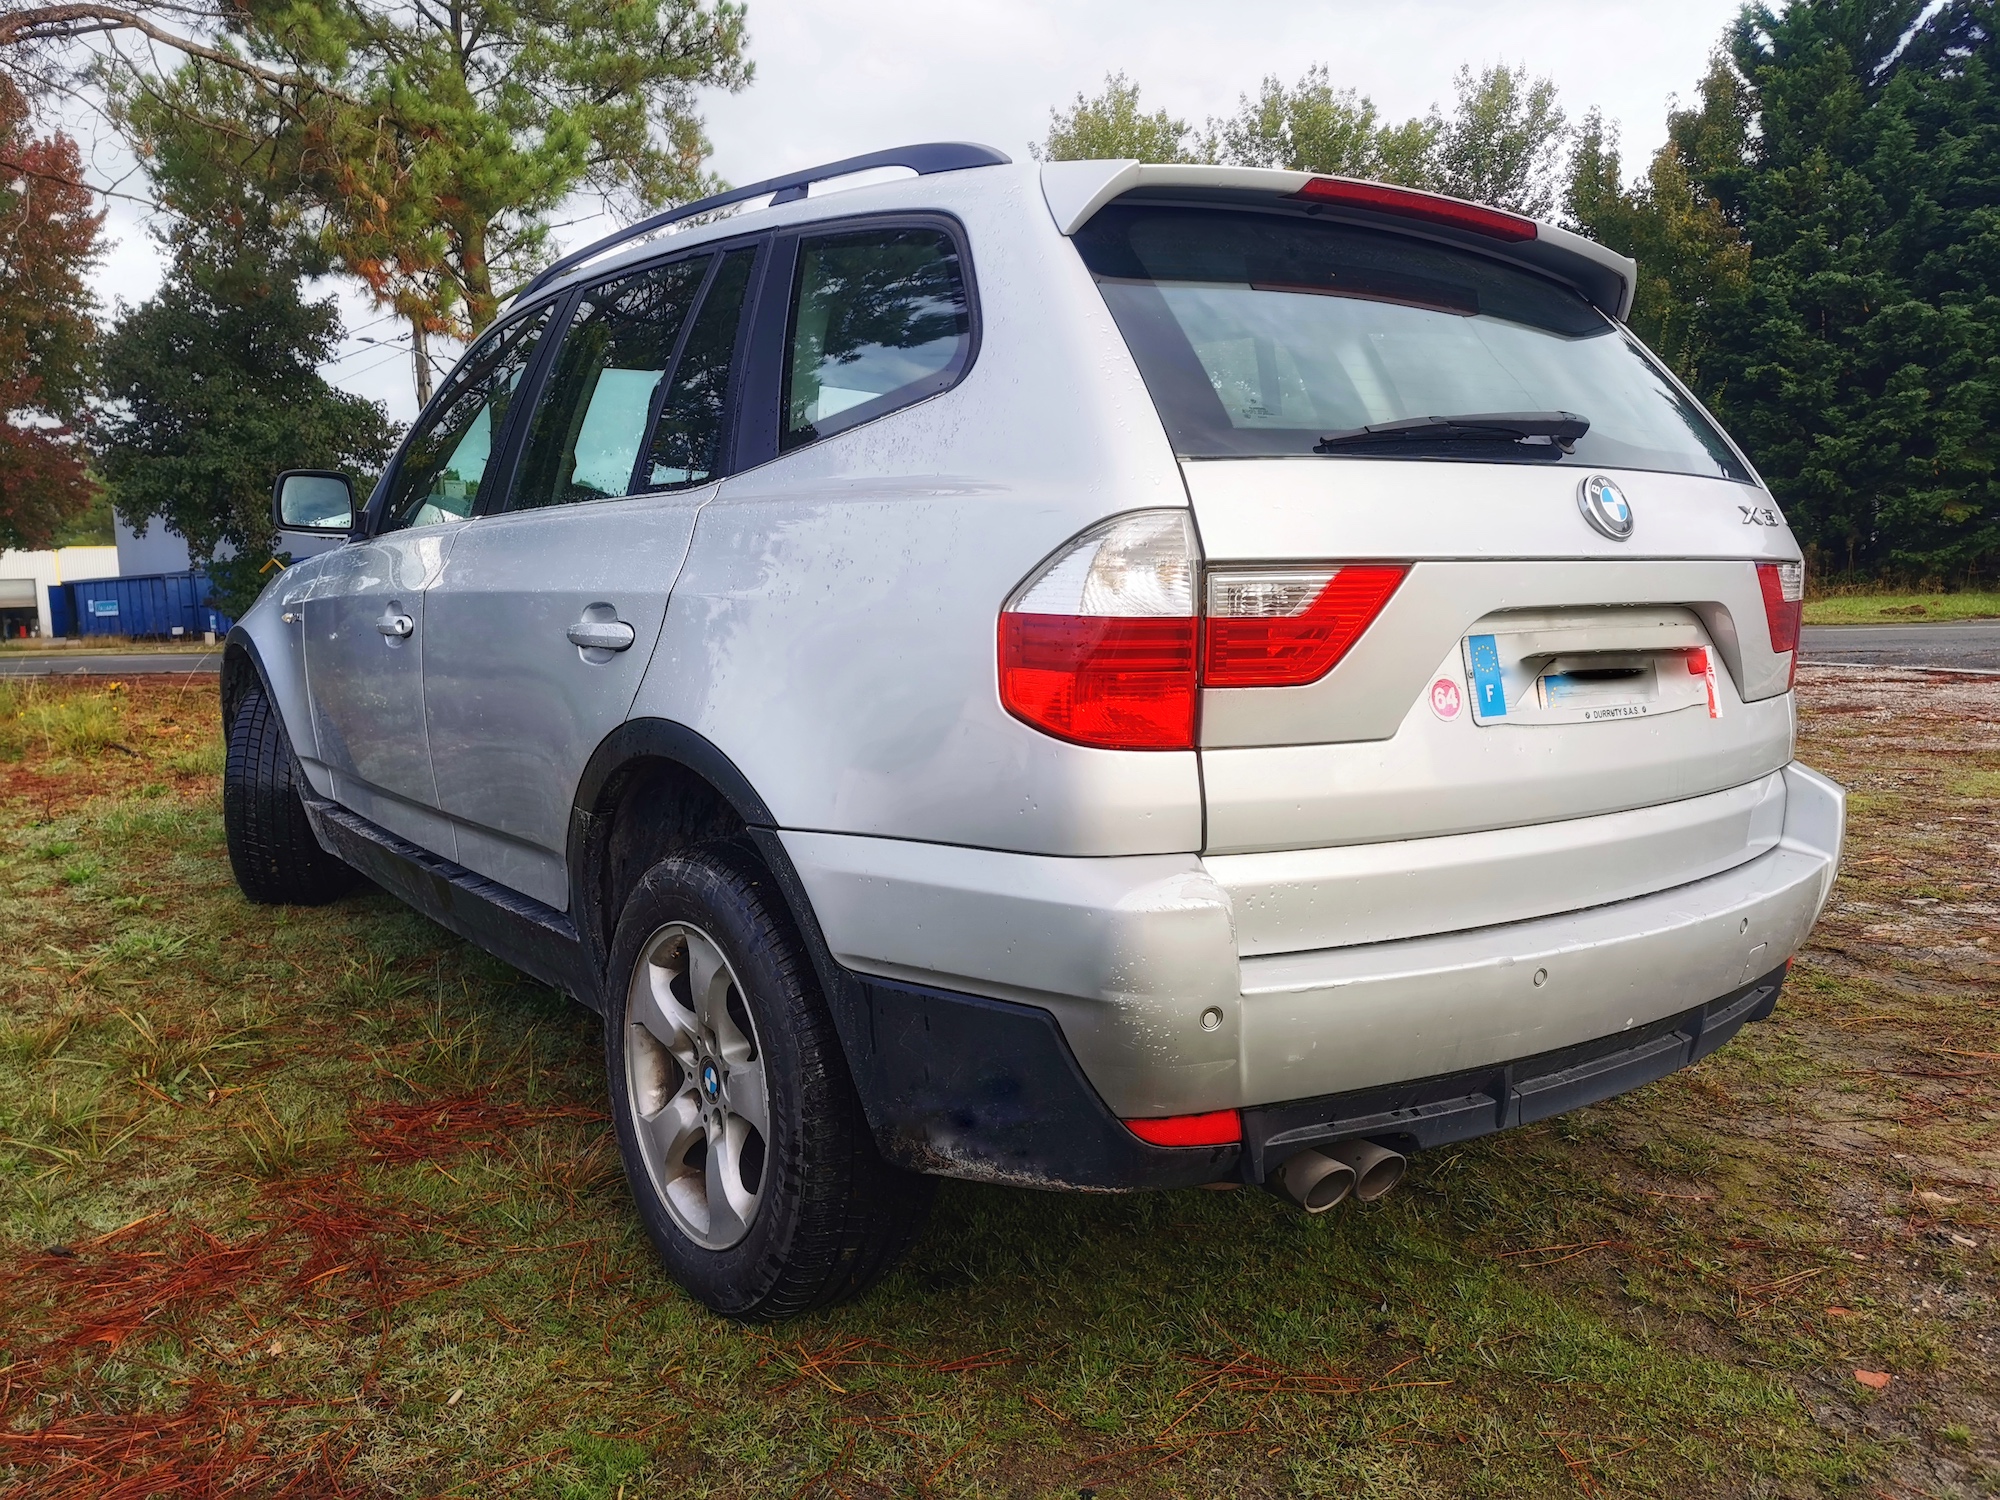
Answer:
[
  {"xmin": 1432, "ymin": 63, "xmax": 1569, "ymax": 218},
  {"xmin": 1036, "ymin": 73, "xmax": 1205, "ymax": 163},
  {"xmin": 0, "ymin": 73, "xmax": 100, "ymax": 550},
  {"xmin": 1201, "ymin": 65, "xmax": 1435, "ymax": 183},
  {"xmin": 1565, "ymin": 98, "xmax": 1750, "ymax": 389},
  {"xmin": 77, "ymin": 0, "xmax": 751, "ymax": 402},
  {"xmin": 97, "ymin": 210, "xmax": 396, "ymax": 615},
  {"xmin": 1692, "ymin": 0, "xmax": 1999, "ymax": 580}
]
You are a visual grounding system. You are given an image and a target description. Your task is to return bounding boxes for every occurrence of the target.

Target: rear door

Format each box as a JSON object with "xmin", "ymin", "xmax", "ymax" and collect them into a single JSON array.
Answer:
[
  {"xmin": 421, "ymin": 244, "xmax": 762, "ymax": 908},
  {"xmin": 1072, "ymin": 203, "xmax": 1803, "ymax": 863},
  {"xmin": 303, "ymin": 305, "xmax": 554, "ymax": 851}
]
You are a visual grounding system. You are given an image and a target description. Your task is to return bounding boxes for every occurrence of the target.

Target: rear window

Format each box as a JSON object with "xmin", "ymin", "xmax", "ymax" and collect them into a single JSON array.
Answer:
[{"xmin": 1074, "ymin": 205, "xmax": 1750, "ymax": 481}]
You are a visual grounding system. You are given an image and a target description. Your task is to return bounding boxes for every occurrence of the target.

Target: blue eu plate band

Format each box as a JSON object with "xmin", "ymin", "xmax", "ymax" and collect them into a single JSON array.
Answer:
[{"xmin": 1467, "ymin": 633, "xmax": 1506, "ymax": 717}]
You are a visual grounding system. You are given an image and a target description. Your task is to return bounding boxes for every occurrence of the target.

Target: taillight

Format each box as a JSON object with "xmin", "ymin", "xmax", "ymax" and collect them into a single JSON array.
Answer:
[
  {"xmin": 998, "ymin": 512, "xmax": 1198, "ymax": 750},
  {"xmin": 1204, "ymin": 566, "xmax": 1408, "ymax": 687},
  {"xmin": 1289, "ymin": 177, "xmax": 1538, "ymax": 242},
  {"xmin": 1757, "ymin": 560, "xmax": 1804, "ymax": 681},
  {"xmin": 1000, "ymin": 514, "xmax": 1409, "ymax": 748}
]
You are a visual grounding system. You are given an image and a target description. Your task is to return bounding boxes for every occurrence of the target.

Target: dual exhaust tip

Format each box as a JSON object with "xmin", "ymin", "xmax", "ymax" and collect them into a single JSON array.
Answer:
[{"xmin": 1274, "ymin": 1139, "xmax": 1406, "ymax": 1213}]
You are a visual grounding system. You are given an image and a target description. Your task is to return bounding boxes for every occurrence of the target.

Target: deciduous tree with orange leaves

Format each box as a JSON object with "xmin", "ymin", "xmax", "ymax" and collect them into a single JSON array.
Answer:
[{"xmin": 0, "ymin": 73, "xmax": 99, "ymax": 549}]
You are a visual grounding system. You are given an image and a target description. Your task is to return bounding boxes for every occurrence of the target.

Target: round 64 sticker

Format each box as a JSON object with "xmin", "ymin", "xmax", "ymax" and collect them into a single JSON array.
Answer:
[{"xmin": 1429, "ymin": 677, "xmax": 1464, "ymax": 721}]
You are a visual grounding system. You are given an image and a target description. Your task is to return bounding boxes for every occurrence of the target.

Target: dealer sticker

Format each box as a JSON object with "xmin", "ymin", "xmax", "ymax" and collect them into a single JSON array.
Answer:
[{"xmin": 1429, "ymin": 677, "xmax": 1463, "ymax": 721}]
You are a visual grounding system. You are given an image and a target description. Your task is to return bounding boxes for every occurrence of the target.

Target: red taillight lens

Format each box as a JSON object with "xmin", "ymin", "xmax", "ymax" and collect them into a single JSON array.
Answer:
[
  {"xmin": 1289, "ymin": 177, "xmax": 1538, "ymax": 242},
  {"xmin": 999, "ymin": 614, "xmax": 1198, "ymax": 750},
  {"xmin": 1123, "ymin": 1109, "xmax": 1243, "ymax": 1147},
  {"xmin": 1756, "ymin": 561, "xmax": 1804, "ymax": 656},
  {"xmin": 1204, "ymin": 565, "xmax": 1408, "ymax": 687}
]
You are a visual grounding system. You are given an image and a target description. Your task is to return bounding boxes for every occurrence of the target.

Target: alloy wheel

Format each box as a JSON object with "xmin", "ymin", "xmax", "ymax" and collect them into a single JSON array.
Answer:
[{"xmin": 624, "ymin": 921, "xmax": 768, "ymax": 1250}]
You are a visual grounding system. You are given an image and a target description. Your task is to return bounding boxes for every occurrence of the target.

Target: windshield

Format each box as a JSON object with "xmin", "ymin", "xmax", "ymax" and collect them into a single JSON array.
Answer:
[{"xmin": 1074, "ymin": 206, "xmax": 1750, "ymax": 481}]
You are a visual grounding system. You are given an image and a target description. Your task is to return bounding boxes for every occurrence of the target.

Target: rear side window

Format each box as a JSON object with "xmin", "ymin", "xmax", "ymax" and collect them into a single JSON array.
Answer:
[
  {"xmin": 781, "ymin": 227, "xmax": 971, "ymax": 452},
  {"xmin": 1074, "ymin": 205, "xmax": 1749, "ymax": 481},
  {"xmin": 507, "ymin": 256, "xmax": 712, "ymax": 510}
]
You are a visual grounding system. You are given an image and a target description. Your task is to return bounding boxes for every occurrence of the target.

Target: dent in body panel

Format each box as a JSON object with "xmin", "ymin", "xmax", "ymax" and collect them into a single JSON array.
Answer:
[
  {"xmin": 632, "ymin": 182, "xmax": 1206, "ymax": 856},
  {"xmin": 421, "ymin": 489, "xmax": 713, "ymax": 909}
]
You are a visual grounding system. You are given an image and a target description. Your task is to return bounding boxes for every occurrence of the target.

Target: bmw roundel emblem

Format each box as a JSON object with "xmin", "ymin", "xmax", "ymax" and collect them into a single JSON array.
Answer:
[{"xmin": 1577, "ymin": 474, "xmax": 1634, "ymax": 541}]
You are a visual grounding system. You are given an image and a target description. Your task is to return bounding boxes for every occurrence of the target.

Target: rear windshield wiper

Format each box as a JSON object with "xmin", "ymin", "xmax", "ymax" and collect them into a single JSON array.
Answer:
[{"xmin": 1314, "ymin": 411, "xmax": 1590, "ymax": 454}]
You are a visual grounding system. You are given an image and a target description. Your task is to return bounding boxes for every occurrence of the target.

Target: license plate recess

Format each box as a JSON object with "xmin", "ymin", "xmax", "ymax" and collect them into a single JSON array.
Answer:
[{"xmin": 1461, "ymin": 607, "xmax": 1718, "ymax": 726}]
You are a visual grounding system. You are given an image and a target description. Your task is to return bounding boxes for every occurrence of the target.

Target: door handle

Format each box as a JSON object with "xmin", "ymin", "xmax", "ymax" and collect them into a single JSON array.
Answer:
[
  {"xmin": 377, "ymin": 613, "xmax": 415, "ymax": 638},
  {"xmin": 567, "ymin": 620, "xmax": 636, "ymax": 652}
]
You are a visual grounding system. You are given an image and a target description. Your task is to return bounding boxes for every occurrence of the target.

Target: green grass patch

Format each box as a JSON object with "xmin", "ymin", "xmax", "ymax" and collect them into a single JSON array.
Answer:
[
  {"xmin": 1802, "ymin": 590, "xmax": 2000, "ymax": 624},
  {"xmin": 1, "ymin": 675, "xmax": 1992, "ymax": 1497}
]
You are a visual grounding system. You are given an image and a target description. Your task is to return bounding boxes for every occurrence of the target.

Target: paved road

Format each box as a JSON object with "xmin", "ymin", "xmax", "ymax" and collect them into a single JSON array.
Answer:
[
  {"xmin": 0, "ymin": 650, "xmax": 221, "ymax": 676},
  {"xmin": 1801, "ymin": 621, "xmax": 2000, "ymax": 672},
  {"xmin": 4, "ymin": 623, "xmax": 1995, "ymax": 677}
]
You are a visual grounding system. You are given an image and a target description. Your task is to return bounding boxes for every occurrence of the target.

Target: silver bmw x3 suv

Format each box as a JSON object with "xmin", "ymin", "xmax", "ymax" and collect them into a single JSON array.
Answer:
[{"xmin": 224, "ymin": 143, "xmax": 1844, "ymax": 1319}]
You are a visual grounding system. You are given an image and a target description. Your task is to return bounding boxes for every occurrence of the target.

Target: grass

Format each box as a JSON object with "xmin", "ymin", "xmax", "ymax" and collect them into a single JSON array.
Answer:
[
  {"xmin": 1801, "ymin": 590, "xmax": 2000, "ymax": 624},
  {"xmin": 1, "ymin": 673, "xmax": 1995, "ymax": 1498}
]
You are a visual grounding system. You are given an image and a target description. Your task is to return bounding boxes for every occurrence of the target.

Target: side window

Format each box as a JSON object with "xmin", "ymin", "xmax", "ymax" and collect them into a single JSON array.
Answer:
[
  {"xmin": 644, "ymin": 247, "xmax": 757, "ymax": 489},
  {"xmin": 379, "ymin": 307, "xmax": 553, "ymax": 531},
  {"xmin": 508, "ymin": 256, "xmax": 713, "ymax": 511},
  {"xmin": 781, "ymin": 226, "xmax": 971, "ymax": 453}
]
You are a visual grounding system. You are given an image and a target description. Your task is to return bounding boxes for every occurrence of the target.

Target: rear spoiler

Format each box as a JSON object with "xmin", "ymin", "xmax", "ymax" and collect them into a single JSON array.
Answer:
[{"xmin": 1040, "ymin": 160, "xmax": 1637, "ymax": 322}]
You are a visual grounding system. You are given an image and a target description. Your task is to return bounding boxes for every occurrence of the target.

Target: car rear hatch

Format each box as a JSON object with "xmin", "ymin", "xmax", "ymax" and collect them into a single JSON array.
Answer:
[{"xmin": 1054, "ymin": 165, "xmax": 1806, "ymax": 953}]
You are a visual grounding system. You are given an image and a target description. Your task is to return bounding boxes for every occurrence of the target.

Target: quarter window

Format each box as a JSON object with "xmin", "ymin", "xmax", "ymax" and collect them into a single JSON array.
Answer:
[
  {"xmin": 380, "ymin": 307, "xmax": 553, "ymax": 531},
  {"xmin": 781, "ymin": 227, "xmax": 971, "ymax": 452},
  {"xmin": 509, "ymin": 256, "xmax": 713, "ymax": 510},
  {"xmin": 644, "ymin": 247, "xmax": 758, "ymax": 489}
]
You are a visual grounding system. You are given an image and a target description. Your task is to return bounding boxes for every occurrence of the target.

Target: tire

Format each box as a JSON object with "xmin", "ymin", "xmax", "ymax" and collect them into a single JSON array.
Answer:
[
  {"xmin": 223, "ymin": 683, "xmax": 361, "ymax": 906},
  {"xmin": 605, "ymin": 844, "xmax": 933, "ymax": 1319}
]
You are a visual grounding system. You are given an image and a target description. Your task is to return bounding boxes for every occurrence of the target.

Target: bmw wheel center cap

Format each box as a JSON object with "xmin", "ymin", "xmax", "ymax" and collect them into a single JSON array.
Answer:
[
  {"xmin": 702, "ymin": 1062, "xmax": 721, "ymax": 1098},
  {"xmin": 1577, "ymin": 474, "xmax": 1634, "ymax": 540}
]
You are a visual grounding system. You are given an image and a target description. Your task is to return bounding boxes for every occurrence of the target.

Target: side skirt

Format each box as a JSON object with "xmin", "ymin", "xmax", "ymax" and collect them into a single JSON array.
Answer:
[{"xmin": 301, "ymin": 792, "xmax": 601, "ymax": 1009}]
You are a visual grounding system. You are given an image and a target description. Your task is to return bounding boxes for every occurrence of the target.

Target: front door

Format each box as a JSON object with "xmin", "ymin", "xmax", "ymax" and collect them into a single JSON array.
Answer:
[
  {"xmin": 303, "ymin": 304, "xmax": 555, "ymax": 852},
  {"xmin": 423, "ymin": 246, "xmax": 760, "ymax": 908}
]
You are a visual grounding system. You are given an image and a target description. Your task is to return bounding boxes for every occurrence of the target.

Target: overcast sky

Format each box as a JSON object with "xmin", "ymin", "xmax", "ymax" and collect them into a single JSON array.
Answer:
[{"xmin": 78, "ymin": 0, "xmax": 1751, "ymax": 424}]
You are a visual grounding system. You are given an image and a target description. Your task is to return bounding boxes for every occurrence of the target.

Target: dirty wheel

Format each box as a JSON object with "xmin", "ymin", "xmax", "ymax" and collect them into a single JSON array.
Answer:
[{"xmin": 604, "ymin": 845, "xmax": 932, "ymax": 1319}]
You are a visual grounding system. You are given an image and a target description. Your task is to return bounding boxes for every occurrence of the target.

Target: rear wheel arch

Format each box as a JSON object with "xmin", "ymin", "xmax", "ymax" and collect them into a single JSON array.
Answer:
[{"xmin": 568, "ymin": 720, "xmax": 838, "ymax": 998}]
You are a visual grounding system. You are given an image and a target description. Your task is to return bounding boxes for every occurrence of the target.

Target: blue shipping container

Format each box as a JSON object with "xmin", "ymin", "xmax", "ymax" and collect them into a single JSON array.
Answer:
[{"xmin": 60, "ymin": 571, "xmax": 235, "ymax": 640}]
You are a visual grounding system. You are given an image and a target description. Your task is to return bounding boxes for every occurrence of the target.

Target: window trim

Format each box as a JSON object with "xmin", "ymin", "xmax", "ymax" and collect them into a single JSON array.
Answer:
[{"xmin": 737, "ymin": 211, "xmax": 982, "ymax": 473}]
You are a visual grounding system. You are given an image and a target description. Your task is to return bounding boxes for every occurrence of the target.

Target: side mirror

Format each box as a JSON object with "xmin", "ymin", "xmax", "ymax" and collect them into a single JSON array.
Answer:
[{"xmin": 273, "ymin": 470, "xmax": 355, "ymax": 535}]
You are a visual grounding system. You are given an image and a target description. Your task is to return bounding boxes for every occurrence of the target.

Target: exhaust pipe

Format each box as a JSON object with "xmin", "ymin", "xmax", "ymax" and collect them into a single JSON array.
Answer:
[
  {"xmin": 1276, "ymin": 1149, "xmax": 1356, "ymax": 1213},
  {"xmin": 1325, "ymin": 1139, "xmax": 1406, "ymax": 1202}
]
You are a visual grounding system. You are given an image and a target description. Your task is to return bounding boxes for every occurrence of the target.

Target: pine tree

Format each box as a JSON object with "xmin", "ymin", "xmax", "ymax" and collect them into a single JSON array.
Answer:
[{"xmin": 1707, "ymin": 0, "xmax": 1998, "ymax": 579}]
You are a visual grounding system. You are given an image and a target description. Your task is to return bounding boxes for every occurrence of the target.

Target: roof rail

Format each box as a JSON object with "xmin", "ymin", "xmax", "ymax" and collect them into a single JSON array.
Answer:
[{"xmin": 517, "ymin": 141, "xmax": 1013, "ymax": 301}]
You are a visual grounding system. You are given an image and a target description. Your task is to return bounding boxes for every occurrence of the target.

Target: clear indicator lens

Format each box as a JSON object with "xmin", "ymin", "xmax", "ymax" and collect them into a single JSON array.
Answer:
[
  {"xmin": 1010, "ymin": 511, "xmax": 1195, "ymax": 618},
  {"xmin": 1207, "ymin": 569, "xmax": 1337, "ymax": 619}
]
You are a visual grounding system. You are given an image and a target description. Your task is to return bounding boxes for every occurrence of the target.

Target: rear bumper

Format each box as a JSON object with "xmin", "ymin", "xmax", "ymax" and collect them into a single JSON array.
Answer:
[
  {"xmin": 781, "ymin": 761, "xmax": 1843, "ymax": 1120},
  {"xmin": 842, "ymin": 962, "xmax": 1789, "ymax": 1190}
]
